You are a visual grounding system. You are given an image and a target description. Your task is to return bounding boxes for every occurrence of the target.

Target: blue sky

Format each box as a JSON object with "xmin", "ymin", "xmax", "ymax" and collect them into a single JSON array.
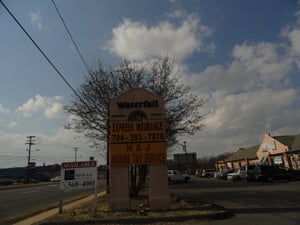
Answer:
[{"xmin": 1, "ymin": 0, "xmax": 300, "ymax": 168}]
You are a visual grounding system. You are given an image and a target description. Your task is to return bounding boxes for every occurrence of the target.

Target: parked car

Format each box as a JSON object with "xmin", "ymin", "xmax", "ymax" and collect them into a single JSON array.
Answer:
[
  {"xmin": 289, "ymin": 169, "xmax": 300, "ymax": 180},
  {"xmin": 218, "ymin": 169, "xmax": 235, "ymax": 180},
  {"xmin": 195, "ymin": 169, "xmax": 202, "ymax": 177},
  {"xmin": 201, "ymin": 169, "xmax": 216, "ymax": 178},
  {"xmin": 33, "ymin": 173, "xmax": 50, "ymax": 182},
  {"xmin": 227, "ymin": 169, "xmax": 241, "ymax": 181},
  {"xmin": 239, "ymin": 164, "xmax": 257, "ymax": 181},
  {"xmin": 253, "ymin": 165, "xmax": 296, "ymax": 182},
  {"xmin": 168, "ymin": 170, "xmax": 190, "ymax": 183},
  {"xmin": 50, "ymin": 176, "xmax": 61, "ymax": 182},
  {"xmin": 214, "ymin": 171, "xmax": 222, "ymax": 178}
]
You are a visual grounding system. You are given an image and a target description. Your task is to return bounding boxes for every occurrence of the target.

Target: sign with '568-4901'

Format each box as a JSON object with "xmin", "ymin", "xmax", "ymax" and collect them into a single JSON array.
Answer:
[{"xmin": 60, "ymin": 160, "xmax": 97, "ymax": 190}]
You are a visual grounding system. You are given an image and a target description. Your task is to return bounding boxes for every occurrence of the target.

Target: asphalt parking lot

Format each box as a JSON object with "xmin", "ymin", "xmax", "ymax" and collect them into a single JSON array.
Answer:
[{"xmin": 169, "ymin": 176, "xmax": 300, "ymax": 225}]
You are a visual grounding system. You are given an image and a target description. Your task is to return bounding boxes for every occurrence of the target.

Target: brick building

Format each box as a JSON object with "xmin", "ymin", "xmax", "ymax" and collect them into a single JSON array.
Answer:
[{"xmin": 216, "ymin": 133, "xmax": 300, "ymax": 170}]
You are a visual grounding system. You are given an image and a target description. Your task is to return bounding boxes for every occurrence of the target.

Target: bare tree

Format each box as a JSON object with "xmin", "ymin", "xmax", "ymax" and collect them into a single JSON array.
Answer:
[{"xmin": 65, "ymin": 57, "xmax": 205, "ymax": 195}]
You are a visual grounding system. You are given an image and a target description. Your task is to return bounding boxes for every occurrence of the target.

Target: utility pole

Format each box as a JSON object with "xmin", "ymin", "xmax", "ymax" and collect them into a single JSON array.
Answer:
[
  {"xmin": 74, "ymin": 147, "xmax": 79, "ymax": 162},
  {"xmin": 26, "ymin": 135, "xmax": 36, "ymax": 183},
  {"xmin": 183, "ymin": 141, "xmax": 189, "ymax": 173}
]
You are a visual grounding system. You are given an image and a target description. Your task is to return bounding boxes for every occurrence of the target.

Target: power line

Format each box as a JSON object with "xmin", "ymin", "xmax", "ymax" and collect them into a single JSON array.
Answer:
[
  {"xmin": 0, "ymin": 0, "xmax": 98, "ymax": 131},
  {"xmin": 51, "ymin": 0, "xmax": 90, "ymax": 72},
  {"xmin": 0, "ymin": 0, "xmax": 82, "ymax": 100}
]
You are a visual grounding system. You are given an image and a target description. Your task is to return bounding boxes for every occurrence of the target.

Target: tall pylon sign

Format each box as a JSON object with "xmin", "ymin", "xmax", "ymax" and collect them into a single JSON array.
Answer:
[{"xmin": 109, "ymin": 88, "xmax": 170, "ymax": 210}]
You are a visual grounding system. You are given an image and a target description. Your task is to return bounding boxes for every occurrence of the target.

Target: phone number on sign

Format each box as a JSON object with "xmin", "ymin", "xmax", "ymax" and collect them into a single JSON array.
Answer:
[
  {"xmin": 63, "ymin": 180, "xmax": 96, "ymax": 189},
  {"xmin": 111, "ymin": 133, "xmax": 165, "ymax": 143}
]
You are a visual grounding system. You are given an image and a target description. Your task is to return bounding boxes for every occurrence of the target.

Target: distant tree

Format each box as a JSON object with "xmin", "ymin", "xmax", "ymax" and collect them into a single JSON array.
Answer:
[
  {"xmin": 65, "ymin": 57, "xmax": 205, "ymax": 195},
  {"xmin": 197, "ymin": 152, "xmax": 234, "ymax": 169}
]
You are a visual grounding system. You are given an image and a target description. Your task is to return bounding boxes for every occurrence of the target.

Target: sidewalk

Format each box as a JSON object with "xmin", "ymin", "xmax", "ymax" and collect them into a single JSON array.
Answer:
[{"xmin": 13, "ymin": 191, "xmax": 106, "ymax": 225}]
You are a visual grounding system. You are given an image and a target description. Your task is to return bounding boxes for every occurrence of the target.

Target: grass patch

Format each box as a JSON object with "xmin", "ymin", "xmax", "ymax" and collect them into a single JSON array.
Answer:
[
  {"xmin": 0, "ymin": 194, "xmax": 91, "ymax": 225},
  {"xmin": 38, "ymin": 190, "xmax": 229, "ymax": 225}
]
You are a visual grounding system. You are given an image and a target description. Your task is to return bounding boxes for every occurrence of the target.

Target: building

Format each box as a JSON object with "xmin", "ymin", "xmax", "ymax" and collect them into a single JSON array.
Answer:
[
  {"xmin": 217, "ymin": 133, "xmax": 300, "ymax": 170},
  {"xmin": 257, "ymin": 133, "xmax": 300, "ymax": 170},
  {"xmin": 225, "ymin": 145, "xmax": 259, "ymax": 170}
]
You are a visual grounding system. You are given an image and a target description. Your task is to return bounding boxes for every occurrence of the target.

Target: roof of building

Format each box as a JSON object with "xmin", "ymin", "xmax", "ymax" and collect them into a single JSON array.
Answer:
[
  {"xmin": 273, "ymin": 135, "xmax": 295, "ymax": 149},
  {"xmin": 224, "ymin": 133, "xmax": 300, "ymax": 164},
  {"xmin": 291, "ymin": 134, "xmax": 300, "ymax": 151},
  {"xmin": 273, "ymin": 133, "xmax": 300, "ymax": 151},
  {"xmin": 226, "ymin": 145, "xmax": 259, "ymax": 162}
]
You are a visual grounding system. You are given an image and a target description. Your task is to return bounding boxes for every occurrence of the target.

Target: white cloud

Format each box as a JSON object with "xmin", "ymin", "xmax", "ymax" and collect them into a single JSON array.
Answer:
[
  {"xmin": 232, "ymin": 42, "xmax": 293, "ymax": 85},
  {"xmin": 183, "ymin": 25, "xmax": 300, "ymax": 156},
  {"xmin": 16, "ymin": 95, "xmax": 63, "ymax": 118},
  {"xmin": 44, "ymin": 102, "xmax": 63, "ymax": 119},
  {"xmin": 0, "ymin": 104, "xmax": 9, "ymax": 114},
  {"xmin": 8, "ymin": 121, "xmax": 18, "ymax": 128},
  {"xmin": 284, "ymin": 29, "xmax": 300, "ymax": 55},
  {"xmin": 188, "ymin": 41, "xmax": 294, "ymax": 97},
  {"xmin": 280, "ymin": 9, "xmax": 300, "ymax": 69},
  {"xmin": 0, "ymin": 128, "xmax": 104, "ymax": 168},
  {"xmin": 105, "ymin": 13, "xmax": 213, "ymax": 61},
  {"xmin": 29, "ymin": 10, "xmax": 43, "ymax": 30},
  {"xmin": 205, "ymin": 89, "xmax": 298, "ymax": 133}
]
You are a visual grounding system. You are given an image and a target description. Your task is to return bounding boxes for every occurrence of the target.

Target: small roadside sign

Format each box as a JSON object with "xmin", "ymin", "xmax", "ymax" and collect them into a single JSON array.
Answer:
[{"xmin": 60, "ymin": 160, "xmax": 97, "ymax": 190}]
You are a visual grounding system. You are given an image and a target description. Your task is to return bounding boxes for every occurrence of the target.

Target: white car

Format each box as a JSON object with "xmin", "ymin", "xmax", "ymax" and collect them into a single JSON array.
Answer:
[
  {"xmin": 227, "ymin": 170, "xmax": 241, "ymax": 181},
  {"xmin": 168, "ymin": 170, "xmax": 190, "ymax": 183},
  {"xmin": 195, "ymin": 169, "xmax": 202, "ymax": 177},
  {"xmin": 50, "ymin": 176, "xmax": 61, "ymax": 182}
]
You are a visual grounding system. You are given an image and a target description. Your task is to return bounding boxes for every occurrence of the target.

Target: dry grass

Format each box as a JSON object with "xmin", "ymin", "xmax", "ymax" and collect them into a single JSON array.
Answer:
[{"xmin": 38, "ymin": 189, "xmax": 228, "ymax": 225}]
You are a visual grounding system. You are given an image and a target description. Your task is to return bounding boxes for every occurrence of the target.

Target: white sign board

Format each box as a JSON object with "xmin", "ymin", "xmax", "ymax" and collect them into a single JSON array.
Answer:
[
  {"xmin": 60, "ymin": 160, "xmax": 97, "ymax": 190},
  {"xmin": 274, "ymin": 156, "xmax": 283, "ymax": 165}
]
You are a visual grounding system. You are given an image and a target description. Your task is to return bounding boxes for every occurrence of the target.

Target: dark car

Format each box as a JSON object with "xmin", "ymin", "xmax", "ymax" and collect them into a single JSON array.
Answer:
[
  {"xmin": 33, "ymin": 173, "xmax": 50, "ymax": 182},
  {"xmin": 254, "ymin": 165, "xmax": 295, "ymax": 182}
]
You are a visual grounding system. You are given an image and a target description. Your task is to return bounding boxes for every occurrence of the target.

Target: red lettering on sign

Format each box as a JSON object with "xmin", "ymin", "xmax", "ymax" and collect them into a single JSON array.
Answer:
[
  {"xmin": 62, "ymin": 161, "xmax": 97, "ymax": 169},
  {"xmin": 145, "ymin": 153, "xmax": 166, "ymax": 164},
  {"xmin": 111, "ymin": 155, "xmax": 130, "ymax": 164}
]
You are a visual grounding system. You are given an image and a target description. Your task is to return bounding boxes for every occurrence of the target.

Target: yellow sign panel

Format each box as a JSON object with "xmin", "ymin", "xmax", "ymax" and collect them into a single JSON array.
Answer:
[
  {"xmin": 110, "ymin": 142, "xmax": 166, "ymax": 166},
  {"xmin": 110, "ymin": 120, "xmax": 165, "ymax": 144},
  {"xmin": 109, "ymin": 120, "xmax": 166, "ymax": 166}
]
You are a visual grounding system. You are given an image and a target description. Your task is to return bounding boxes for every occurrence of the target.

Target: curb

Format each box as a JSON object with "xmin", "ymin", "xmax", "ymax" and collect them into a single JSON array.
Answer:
[{"xmin": 40, "ymin": 210, "xmax": 233, "ymax": 225}]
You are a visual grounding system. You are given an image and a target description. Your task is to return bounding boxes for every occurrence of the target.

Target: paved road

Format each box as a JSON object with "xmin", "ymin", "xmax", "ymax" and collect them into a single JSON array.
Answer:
[
  {"xmin": 0, "ymin": 180, "xmax": 106, "ymax": 219},
  {"xmin": 170, "ymin": 177, "xmax": 300, "ymax": 225}
]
